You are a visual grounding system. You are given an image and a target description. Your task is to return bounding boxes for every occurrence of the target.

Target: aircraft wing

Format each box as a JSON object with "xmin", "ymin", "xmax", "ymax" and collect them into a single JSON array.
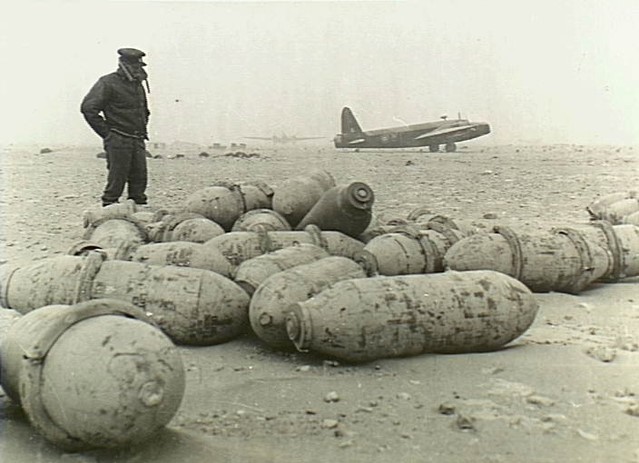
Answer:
[
  {"xmin": 414, "ymin": 126, "xmax": 468, "ymax": 140},
  {"xmin": 346, "ymin": 138, "xmax": 367, "ymax": 145}
]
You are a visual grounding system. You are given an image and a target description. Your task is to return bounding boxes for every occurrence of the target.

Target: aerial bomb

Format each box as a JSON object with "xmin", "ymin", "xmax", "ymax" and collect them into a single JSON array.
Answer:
[
  {"xmin": 81, "ymin": 199, "xmax": 137, "ymax": 228},
  {"xmin": 82, "ymin": 216, "xmax": 147, "ymax": 250},
  {"xmin": 68, "ymin": 239, "xmax": 235, "ymax": 277},
  {"xmin": 0, "ymin": 300, "xmax": 185, "ymax": 451},
  {"xmin": 552, "ymin": 221, "xmax": 639, "ymax": 281},
  {"xmin": 145, "ymin": 212, "xmax": 212, "ymax": 242},
  {"xmin": 204, "ymin": 225, "xmax": 365, "ymax": 266},
  {"xmin": 249, "ymin": 256, "xmax": 367, "ymax": 349},
  {"xmin": 444, "ymin": 226, "xmax": 613, "ymax": 294},
  {"xmin": 129, "ymin": 241, "xmax": 235, "ymax": 277},
  {"xmin": 591, "ymin": 198, "xmax": 639, "ymax": 225},
  {"xmin": 359, "ymin": 210, "xmax": 485, "ymax": 243},
  {"xmin": 233, "ymin": 243, "xmax": 329, "ymax": 295},
  {"xmin": 232, "ymin": 208, "xmax": 292, "ymax": 232},
  {"xmin": 272, "ymin": 169, "xmax": 336, "ymax": 227},
  {"xmin": 285, "ymin": 270, "xmax": 539, "ymax": 363},
  {"xmin": 587, "ymin": 191, "xmax": 638, "ymax": 223},
  {"xmin": 406, "ymin": 207, "xmax": 487, "ymax": 236},
  {"xmin": 0, "ymin": 252, "xmax": 249, "ymax": 345},
  {"xmin": 358, "ymin": 216, "xmax": 411, "ymax": 243},
  {"xmin": 183, "ymin": 181, "xmax": 273, "ymax": 231},
  {"xmin": 183, "ymin": 186, "xmax": 241, "ymax": 230},
  {"xmin": 170, "ymin": 217, "xmax": 226, "ymax": 242},
  {"xmin": 296, "ymin": 181, "xmax": 375, "ymax": 238},
  {"xmin": 131, "ymin": 210, "xmax": 160, "ymax": 225},
  {"xmin": 236, "ymin": 180, "xmax": 275, "ymax": 210},
  {"xmin": 361, "ymin": 225, "xmax": 466, "ymax": 275}
]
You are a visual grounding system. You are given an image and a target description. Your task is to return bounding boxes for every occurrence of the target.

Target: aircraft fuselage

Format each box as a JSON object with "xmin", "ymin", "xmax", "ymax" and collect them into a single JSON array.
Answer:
[{"xmin": 334, "ymin": 116, "xmax": 490, "ymax": 149}]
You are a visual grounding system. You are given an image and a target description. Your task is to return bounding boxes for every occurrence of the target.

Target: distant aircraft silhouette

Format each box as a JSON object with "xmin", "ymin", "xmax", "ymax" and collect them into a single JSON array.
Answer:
[
  {"xmin": 333, "ymin": 107, "xmax": 490, "ymax": 152},
  {"xmin": 244, "ymin": 133, "xmax": 325, "ymax": 144}
]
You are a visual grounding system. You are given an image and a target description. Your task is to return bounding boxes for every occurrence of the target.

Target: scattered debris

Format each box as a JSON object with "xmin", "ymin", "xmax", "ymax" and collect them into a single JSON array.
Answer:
[
  {"xmin": 481, "ymin": 366, "xmax": 504, "ymax": 375},
  {"xmin": 355, "ymin": 406, "xmax": 374, "ymax": 413},
  {"xmin": 455, "ymin": 413, "xmax": 476, "ymax": 431},
  {"xmin": 526, "ymin": 395, "xmax": 555, "ymax": 407},
  {"xmin": 323, "ymin": 360, "xmax": 340, "ymax": 368},
  {"xmin": 224, "ymin": 151, "xmax": 260, "ymax": 159},
  {"xmin": 625, "ymin": 403, "xmax": 639, "ymax": 417},
  {"xmin": 324, "ymin": 391, "xmax": 340, "ymax": 403},
  {"xmin": 321, "ymin": 419, "xmax": 339, "ymax": 429},
  {"xmin": 438, "ymin": 402, "xmax": 456, "ymax": 415},
  {"xmin": 614, "ymin": 335, "xmax": 639, "ymax": 352},
  {"xmin": 577, "ymin": 429, "xmax": 599, "ymax": 441},
  {"xmin": 584, "ymin": 346, "xmax": 617, "ymax": 363}
]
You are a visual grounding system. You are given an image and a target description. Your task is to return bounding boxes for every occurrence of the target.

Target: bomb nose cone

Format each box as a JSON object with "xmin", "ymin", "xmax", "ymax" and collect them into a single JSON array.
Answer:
[
  {"xmin": 138, "ymin": 380, "xmax": 165, "ymax": 407},
  {"xmin": 285, "ymin": 302, "xmax": 313, "ymax": 352},
  {"xmin": 346, "ymin": 182, "xmax": 374, "ymax": 210},
  {"xmin": 285, "ymin": 312, "xmax": 301, "ymax": 342},
  {"xmin": 286, "ymin": 304, "xmax": 311, "ymax": 351}
]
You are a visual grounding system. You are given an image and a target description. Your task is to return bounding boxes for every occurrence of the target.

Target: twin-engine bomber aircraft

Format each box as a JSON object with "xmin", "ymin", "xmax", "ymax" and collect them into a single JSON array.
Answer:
[{"xmin": 333, "ymin": 107, "xmax": 490, "ymax": 152}]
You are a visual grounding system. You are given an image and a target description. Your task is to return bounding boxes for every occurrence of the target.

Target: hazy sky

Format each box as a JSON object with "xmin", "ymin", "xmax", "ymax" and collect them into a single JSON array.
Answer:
[{"xmin": 2, "ymin": 0, "xmax": 639, "ymax": 146}]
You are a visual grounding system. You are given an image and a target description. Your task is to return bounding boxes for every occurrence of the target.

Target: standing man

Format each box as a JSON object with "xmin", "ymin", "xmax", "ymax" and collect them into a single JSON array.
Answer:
[{"xmin": 81, "ymin": 48, "xmax": 151, "ymax": 207}]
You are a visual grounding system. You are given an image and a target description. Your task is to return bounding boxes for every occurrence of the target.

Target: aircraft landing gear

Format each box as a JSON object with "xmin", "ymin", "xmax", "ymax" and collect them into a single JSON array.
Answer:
[
  {"xmin": 429, "ymin": 144, "xmax": 439, "ymax": 153},
  {"xmin": 445, "ymin": 142, "xmax": 457, "ymax": 153}
]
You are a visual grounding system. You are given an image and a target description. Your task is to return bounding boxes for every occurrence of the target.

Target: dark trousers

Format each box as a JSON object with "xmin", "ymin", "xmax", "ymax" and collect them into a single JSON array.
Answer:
[{"xmin": 102, "ymin": 132, "xmax": 148, "ymax": 206}]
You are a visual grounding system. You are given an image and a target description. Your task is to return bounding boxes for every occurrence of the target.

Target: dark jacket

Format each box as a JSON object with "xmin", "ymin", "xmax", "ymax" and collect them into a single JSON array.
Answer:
[{"xmin": 81, "ymin": 69, "xmax": 150, "ymax": 139}]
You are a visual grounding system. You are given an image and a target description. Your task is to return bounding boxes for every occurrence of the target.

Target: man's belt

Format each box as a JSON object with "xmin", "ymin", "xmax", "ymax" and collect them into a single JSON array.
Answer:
[{"xmin": 111, "ymin": 128, "xmax": 146, "ymax": 140}]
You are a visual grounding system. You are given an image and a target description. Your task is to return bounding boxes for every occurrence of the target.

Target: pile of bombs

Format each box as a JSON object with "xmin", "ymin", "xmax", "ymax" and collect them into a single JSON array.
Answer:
[
  {"xmin": 1, "ymin": 166, "xmax": 637, "ymax": 451},
  {"xmin": 586, "ymin": 190, "xmax": 639, "ymax": 225}
]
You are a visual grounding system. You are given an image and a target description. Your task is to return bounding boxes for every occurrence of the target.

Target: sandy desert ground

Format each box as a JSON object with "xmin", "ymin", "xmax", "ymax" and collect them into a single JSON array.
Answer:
[{"xmin": 0, "ymin": 142, "xmax": 638, "ymax": 462}]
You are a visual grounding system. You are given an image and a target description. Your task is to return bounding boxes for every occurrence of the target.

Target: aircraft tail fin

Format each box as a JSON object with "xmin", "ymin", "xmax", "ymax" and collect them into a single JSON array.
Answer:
[{"xmin": 341, "ymin": 107, "xmax": 363, "ymax": 134}]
